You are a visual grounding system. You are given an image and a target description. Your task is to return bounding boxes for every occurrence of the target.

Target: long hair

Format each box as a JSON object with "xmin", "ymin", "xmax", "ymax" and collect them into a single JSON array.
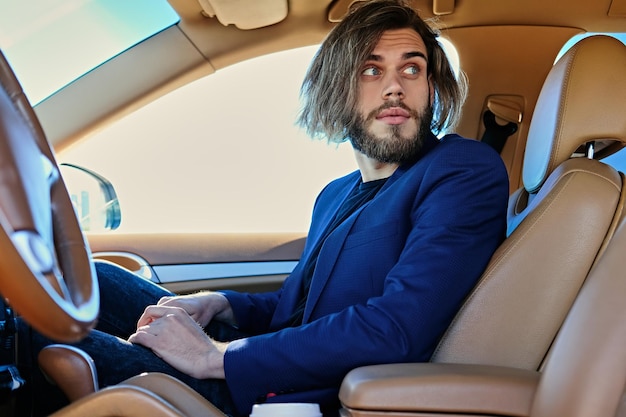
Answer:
[{"xmin": 297, "ymin": 0, "xmax": 467, "ymax": 143}]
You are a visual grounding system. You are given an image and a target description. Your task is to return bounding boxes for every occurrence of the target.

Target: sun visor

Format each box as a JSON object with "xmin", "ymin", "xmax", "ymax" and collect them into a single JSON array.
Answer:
[{"xmin": 198, "ymin": 0, "xmax": 288, "ymax": 29}]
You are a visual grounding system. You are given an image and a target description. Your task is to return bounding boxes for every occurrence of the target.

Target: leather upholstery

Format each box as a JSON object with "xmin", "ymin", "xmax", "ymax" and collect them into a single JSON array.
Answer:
[
  {"xmin": 339, "ymin": 185, "xmax": 626, "ymax": 417},
  {"xmin": 48, "ymin": 385, "xmax": 188, "ymax": 417},
  {"xmin": 523, "ymin": 35, "xmax": 626, "ymax": 194},
  {"xmin": 431, "ymin": 35, "xmax": 626, "ymax": 371},
  {"xmin": 530, "ymin": 190, "xmax": 626, "ymax": 417},
  {"xmin": 38, "ymin": 345, "xmax": 99, "ymax": 402},
  {"xmin": 433, "ymin": 157, "xmax": 622, "ymax": 369},
  {"xmin": 37, "ymin": 347, "xmax": 228, "ymax": 417},
  {"xmin": 339, "ymin": 363, "xmax": 538, "ymax": 416},
  {"xmin": 120, "ymin": 373, "xmax": 227, "ymax": 417}
]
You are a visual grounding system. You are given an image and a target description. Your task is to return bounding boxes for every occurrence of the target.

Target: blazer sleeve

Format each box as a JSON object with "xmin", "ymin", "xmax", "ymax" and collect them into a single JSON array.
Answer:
[{"xmin": 223, "ymin": 138, "xmax": 509, "ymax": 415}]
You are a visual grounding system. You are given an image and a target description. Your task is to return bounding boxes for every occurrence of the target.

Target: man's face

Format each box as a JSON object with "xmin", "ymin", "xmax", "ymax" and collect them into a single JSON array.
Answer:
[{"xmin": 349, "ymin": 28, "xmax": 434, "ymax": 163}]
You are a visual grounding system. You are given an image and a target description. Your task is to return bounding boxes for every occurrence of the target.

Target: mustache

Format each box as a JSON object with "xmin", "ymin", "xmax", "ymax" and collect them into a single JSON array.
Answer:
[{"xmin": 366, "ymin": 101, "xmax": 420, "ymax": 122}]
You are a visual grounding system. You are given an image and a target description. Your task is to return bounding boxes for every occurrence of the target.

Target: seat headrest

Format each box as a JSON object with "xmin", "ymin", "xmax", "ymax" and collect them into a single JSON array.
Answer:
[{"xmin": 523, "ymin": 35, "xmax": 626, "ymax": 194}]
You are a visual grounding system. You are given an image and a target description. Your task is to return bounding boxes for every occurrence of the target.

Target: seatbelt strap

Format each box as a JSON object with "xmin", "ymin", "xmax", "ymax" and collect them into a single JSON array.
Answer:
[{"xmin": 481, "ymin": 109, "xmax": 518, "ymax": 154}]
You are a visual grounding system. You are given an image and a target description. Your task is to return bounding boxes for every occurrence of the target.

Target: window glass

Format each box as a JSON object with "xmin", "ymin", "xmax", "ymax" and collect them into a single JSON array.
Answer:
[
  {"xmin": 601, "ymin": 147, "xmax": 626, "ymax": 172},
  {"xmin": 58, "ymin": 46, "xmax": 358, "ymax": 233},
  {"xmin": 0, "ymin": 0, "xmax": 179, "ymax": 104}
]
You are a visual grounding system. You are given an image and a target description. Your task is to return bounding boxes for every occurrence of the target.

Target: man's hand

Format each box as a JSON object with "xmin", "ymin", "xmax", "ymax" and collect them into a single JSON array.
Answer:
[
  {"xmin": 128, "ymin": 305, "xmax": 227, "ymax": 379},
  {"xmin": 142, "ymin": 291, "xmax": 235, "ymax": 328}
]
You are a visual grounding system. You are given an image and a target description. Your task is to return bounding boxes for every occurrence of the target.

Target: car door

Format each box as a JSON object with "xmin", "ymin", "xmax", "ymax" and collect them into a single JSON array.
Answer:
[{"xmin": 87, "ymin": 232, "xmax": 305, "ymax": 294}]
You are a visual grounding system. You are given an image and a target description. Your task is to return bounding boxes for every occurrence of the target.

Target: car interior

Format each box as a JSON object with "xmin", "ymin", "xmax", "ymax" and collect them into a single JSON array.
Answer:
[{"xmin": 2, "ymin": 0, "xmax": 626, "ymax": 416}]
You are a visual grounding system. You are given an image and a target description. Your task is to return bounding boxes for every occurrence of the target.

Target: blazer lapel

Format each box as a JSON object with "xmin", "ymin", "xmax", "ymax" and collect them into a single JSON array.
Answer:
[
  {"xmin": 301, "ymin": 133, "xmax": 441, "ymax": 322},
  {"xmin": 302, "ymin": 199, "xmax": 366, "ymax": 322}
]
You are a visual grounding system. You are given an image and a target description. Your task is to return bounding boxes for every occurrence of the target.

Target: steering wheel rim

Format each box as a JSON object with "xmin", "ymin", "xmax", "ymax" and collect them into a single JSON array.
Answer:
[{"xmin": 0, "ymin": 51, "xmax": 98, "ymax": 342}]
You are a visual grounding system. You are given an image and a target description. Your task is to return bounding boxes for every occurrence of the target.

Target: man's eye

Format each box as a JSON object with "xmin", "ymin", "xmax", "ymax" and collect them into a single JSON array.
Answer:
[
  {"xmin": 403, "ymin": 65, "xmax": 420, "ymax": 75},
  {"xmin": 362, "ymin": 67, "xmax": 380, "ymax": 76}
]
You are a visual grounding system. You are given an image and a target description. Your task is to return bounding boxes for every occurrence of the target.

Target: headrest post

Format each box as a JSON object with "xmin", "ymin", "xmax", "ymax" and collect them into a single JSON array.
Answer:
[{"xmin": 586, "ymin": 141, "xmax": 595, "ymax": 159}]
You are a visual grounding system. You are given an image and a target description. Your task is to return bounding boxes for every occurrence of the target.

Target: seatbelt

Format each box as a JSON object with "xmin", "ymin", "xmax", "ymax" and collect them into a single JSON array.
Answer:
[{"xmin": 480, "ymin": 109, "xmax": 518, "ymax": 154}]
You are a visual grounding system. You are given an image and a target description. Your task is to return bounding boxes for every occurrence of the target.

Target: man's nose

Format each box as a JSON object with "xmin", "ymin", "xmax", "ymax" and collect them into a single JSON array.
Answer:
[{"xmin": 382, "ymin": 73, "xmax": 405, "ymax": 99}]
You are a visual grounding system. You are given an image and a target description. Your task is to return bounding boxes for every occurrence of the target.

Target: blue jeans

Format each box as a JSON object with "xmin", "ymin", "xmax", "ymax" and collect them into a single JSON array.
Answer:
[{"xmin": 17, "ymin": 261, "xmax": 244, "ymax": 417}]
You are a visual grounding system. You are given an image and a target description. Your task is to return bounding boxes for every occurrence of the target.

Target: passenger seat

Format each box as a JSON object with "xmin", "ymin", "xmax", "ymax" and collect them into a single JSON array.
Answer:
[
  {"xmin": 432, "ymin": 34, "xmax": 626, "ymax": 372},
  {"xmin": 340, "ymin": 34, "xmax": 626, "ymax": 416}
]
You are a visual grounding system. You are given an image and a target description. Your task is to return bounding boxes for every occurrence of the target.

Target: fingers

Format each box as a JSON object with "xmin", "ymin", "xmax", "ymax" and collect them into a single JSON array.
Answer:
[
  {"xmin": 130, "ymin": 307, "xmax": 180, "ymax": 347},
  {"xmin": 128, "ymin": 314, "xmax": 162, "ymax": 347},
  {"xmin": 156, "ymin": 296, "xmax": 191, "ymax": 315},
  {"xmin": 127, "ymin": 328, "xmax": 166, "ymax": 362},
  {"xmin": 136, "ymin": 305, "xmax": 180, "ymax": 328},
  {"xmin": 157, "ymin": 296, "xmax": 174, "ymax": 306},
  {"xmin": 155, "ymin": 295, "xmax": 205, "ymax": 323},
  {"xmin": 127, "ymin": 328, "xmax": 153, "ymax": 346}
]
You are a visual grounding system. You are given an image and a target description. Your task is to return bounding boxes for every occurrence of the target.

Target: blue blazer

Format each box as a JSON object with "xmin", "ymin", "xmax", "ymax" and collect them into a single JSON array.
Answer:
[{"xmin": 221, "ymin": 133, "xmax": 509, "ymax": 416}]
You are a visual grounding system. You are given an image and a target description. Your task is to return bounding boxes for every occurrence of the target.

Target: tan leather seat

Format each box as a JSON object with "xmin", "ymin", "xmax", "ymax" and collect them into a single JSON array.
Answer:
[
  {"xmin": 431, "ymin": 34, "xmax": 626, "ymax": 372},
  {"xmin": 48, "ymin": 373, "xmax": 228, "ymax": 417},
  {"xmin": 339, "ymin": 201, "xmax": 626, "ymax": 417},
  {"xmin": 340, "ymin": 34, "xmax": 626, "ymax": 417}
]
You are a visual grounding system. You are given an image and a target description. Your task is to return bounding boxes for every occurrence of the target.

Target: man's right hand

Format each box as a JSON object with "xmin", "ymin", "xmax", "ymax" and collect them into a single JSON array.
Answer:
[{"xmin": 138, "ymin": 292, "xmax": 236, "ymax": 328}]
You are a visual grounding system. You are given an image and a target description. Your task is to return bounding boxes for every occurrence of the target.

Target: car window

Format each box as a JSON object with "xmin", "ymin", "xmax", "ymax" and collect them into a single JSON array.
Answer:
[
  {"xmin": 0, "ymin": 0, "xmax": 178, "ymax": 105},
  {"xmin": 58, "ymin": 45, "xmax": 358, "ymax": 233}
]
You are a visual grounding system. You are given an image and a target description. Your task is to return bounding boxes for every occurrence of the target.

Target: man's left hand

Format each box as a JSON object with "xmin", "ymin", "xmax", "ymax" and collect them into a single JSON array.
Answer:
[{"xmin": 128, "ymin": 305, "xmax": 227, "ymax": 379}]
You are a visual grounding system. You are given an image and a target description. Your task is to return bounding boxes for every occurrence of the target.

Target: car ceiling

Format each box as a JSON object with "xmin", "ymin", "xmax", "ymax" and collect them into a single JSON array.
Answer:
[{"xmin": 36, "ymin": 0, "xmax": 626, "ymax": 189}]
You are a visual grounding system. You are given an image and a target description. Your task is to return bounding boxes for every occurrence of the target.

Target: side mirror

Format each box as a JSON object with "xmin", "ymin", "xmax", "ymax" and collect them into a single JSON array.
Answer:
[{"xmin": 59, "ymin": 163, "xmax": 121, "ymax": 231}]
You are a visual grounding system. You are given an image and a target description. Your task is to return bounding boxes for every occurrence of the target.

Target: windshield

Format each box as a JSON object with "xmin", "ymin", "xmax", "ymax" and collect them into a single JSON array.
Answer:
[{"xmin": 0, "ymin": 0, "xmax": 179, "ymax": 105}]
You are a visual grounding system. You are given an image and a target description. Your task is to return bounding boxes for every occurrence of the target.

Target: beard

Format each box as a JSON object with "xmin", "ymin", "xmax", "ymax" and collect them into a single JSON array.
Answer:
[{"xmin": 347, "ymin": 102, "xmax": 433, "ymax": 164}]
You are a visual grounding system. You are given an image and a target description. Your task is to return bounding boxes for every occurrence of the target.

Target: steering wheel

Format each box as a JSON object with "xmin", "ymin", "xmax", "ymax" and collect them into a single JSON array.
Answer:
[{"xmin": 0, "ymin": 51, "xmax": 99, "ymax": 342}]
